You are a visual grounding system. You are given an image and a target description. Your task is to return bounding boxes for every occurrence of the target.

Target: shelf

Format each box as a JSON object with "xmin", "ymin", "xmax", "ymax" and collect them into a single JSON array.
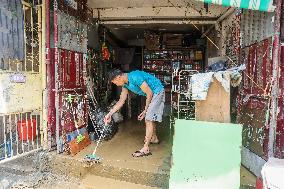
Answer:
[
  {"xmin": 144, "ymin": 58, "xmax": 198, "ymax": 61},
  {"xmin": 143, "ymin": 69, "xmax": 172, "ymax": 76},
  {"xmin": 144, "ymin": 47, "xmax": 203, "ymax": 51},
  {"xmin": 171, "ymin": 91, "xmax": 189, "ymax": 94},
  {"xmin": 171, "ymin": 106, "xmax": 193, "ymax": 111}
]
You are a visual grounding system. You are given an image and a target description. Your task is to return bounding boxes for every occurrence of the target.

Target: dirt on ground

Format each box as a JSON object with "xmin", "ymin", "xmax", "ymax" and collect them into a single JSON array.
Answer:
[{"xmin": 0, "ymin": 151, "xmax": 82, "ymax": 189}]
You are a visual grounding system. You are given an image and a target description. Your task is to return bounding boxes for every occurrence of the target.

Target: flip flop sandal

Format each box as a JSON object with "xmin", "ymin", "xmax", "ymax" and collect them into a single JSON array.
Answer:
[
  {"xmin": 142, "ymin": 140, "xmax": 160, "ymax": 144},
  {"xmin": 132, "ymin": 150, "xmax": 152, "ymax": 157}
]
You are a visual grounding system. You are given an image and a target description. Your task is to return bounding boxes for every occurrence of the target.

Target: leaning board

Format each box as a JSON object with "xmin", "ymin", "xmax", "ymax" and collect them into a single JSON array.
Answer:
[
  {"xmin": 170, "ymin": 120, "xmax": 242, "ymax": 189},
  {"xmin": 195, "ymin": 78, "xmax": 231, "ymax": 123}
]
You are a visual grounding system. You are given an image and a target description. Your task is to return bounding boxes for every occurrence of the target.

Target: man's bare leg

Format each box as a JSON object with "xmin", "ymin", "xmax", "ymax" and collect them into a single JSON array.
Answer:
[
  {"xmin": 133, "ymin": 120, "xmax": 154, "ymax": 156},
  {"xmin": 151, "ymin": 123, "xmax": 159, "ymax": 143},
  {"xmin": 143, "ymin": 122, "xmax": 159, "ymax": 143},
  {"xmin": 140, "ymin": 120, "xmax": 154, "ymax": 153}
]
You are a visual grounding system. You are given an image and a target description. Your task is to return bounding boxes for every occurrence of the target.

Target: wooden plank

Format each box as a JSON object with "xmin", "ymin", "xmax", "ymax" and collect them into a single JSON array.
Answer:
[{"xmin": 195, "ymin": 78, "xmax": 230, "ymax": 123}]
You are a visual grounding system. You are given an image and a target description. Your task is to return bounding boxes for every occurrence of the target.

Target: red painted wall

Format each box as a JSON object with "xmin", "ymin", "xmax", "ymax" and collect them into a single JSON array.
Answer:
[{"xmin": 239, "ymin": 39, "xmax": 284, "ymax": 158}]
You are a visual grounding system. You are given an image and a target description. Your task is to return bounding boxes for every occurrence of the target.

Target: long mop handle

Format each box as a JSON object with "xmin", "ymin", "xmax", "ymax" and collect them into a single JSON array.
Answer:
[
  {"xmin": 92, "ymin": 123, "xmax": 108, "ymax": 155},
  {"xmin": 85, "ymin": 82, "xmax": 101, "ymax": 138}
]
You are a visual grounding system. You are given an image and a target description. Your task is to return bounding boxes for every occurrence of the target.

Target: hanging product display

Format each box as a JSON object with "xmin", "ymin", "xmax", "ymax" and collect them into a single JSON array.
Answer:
[
  {"xmin": 87, "ymin": 47, "xmax": 110, "ymax": 102},
  {"xmin": 101, "ymin": 42, "xmax": 110, "ymax": 61}
]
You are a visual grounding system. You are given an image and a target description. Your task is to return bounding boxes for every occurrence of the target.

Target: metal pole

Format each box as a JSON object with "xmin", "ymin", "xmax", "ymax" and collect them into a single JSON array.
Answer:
[
  {"xmin": 268, "ymin": 0, "xmax": 282, "ymax": 158},
  {"xmin": 46, "ymin": 0, "xmax": 52, "ymax": 150},
  {"xmin": 3, "ymin": 116, "xmax": 7, "ymax": 159},
  {"xmin": 21, "ymin": 113, "xmax": 24, "ymax": 153},
  {"xmin": 178, "ymin": 70, "xmax": 181, "ymax": 119},
  {"xmin": 31, "ymin": 113, "xmax": 34, "ymax": 148},
  {"xmin": 31, "ymin": 3, "xmax": 34, "ymax": 72},
  {"xmin": 36, "ymin": 114, "xmax": 39, "ymax": 149},
  {"xmin": 9, "ymin": 115, "xmax": 13, "ymax": 157},
  {"xmin": 39, "ymin": 1, "xmax": 47, "ymax": 150},
  {"xmin": 23, "ymin": 4, "xmax": 27, "ymax": 71},
  {"xmin": 16, "ymin": 114, "xmax": 19, "ymax": 155},
  {"xmin": 53, "ymin": 0, "xmax": 60, "ymax": 153},
  {"xmin": 26, "ymin": 113, "xmax": 29, "ymax": 152}
]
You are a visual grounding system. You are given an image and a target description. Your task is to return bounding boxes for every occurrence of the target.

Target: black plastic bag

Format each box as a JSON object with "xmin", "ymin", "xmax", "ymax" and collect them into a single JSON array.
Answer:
[{"xmin": 88, "ymin": 102, "xmax": 118, "ymax": 141}]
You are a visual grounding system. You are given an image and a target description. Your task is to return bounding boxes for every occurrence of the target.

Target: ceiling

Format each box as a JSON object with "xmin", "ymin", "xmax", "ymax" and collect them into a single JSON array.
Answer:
[
  {"xmin": 89, "ymin": 0, "xmax": 230, "ymax": 45},
  {"xmin": 88, "ymin": 0, "xmax": 203, "ymax": 9},
  {"xmin": 104, "ymin": 23, "xmax": 205, "ymax": 45}
]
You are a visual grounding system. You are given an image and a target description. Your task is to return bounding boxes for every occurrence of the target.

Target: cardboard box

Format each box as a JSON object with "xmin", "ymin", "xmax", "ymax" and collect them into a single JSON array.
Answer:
[
  {"xmin": 144, "ymin": 32, "xmax": 160, "ymax": 50},
  {"xmin": 163, "ymin": 34, "xmax": 183, "ymax": 47}
]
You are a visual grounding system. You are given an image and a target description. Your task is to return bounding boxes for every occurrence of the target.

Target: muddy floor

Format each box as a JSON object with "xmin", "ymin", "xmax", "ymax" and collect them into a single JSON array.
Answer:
[
  {"xmin": 0, "ymin": 119, "xmax": 256, "ymax": 189},
  {"xmin": 0, "ymin": 151, "xmax": 256, "ymax": 189},
  {"xmin": 0, "ymin": 151, "xmax": 78, "ymax": 189}
]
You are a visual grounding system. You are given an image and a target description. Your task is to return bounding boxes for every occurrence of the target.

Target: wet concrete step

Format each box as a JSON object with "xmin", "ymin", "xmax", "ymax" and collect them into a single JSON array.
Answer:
[
  {"xmin": 38, "ymin": 175, "xmax": 161, "ymax": 189},
  {"xmin": 81, "ymin": 175, "xmax": 160, "ymax": 189},
  {"xmin": 49, "ymin": 153, "xmax": 170, "ymax": 189}
]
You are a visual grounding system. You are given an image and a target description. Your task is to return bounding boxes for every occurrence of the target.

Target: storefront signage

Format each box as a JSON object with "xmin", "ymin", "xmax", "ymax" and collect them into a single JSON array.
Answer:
[{"xmin": 10, "ymin": 73, "xmax": 26, "ymax": 83}]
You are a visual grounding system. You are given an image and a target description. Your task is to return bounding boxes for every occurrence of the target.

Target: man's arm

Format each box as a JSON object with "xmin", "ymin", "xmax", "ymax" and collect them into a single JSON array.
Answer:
[
  {"xmin": 110, "ymin": 87, "xmax": 128, "ymax": 114},
  {"xmin": 104, "ymin": 87, "xmax": 128, "ymax": 124},
  {"xmin": 140, "ymin": 82, "xmax": 153, "ymax": 113}
]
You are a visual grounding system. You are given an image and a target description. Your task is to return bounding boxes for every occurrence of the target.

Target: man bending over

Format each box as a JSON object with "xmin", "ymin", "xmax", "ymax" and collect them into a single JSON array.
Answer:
[{"xmin": 104, "ymin": 69, "xmax": 165, "ymax": 157}]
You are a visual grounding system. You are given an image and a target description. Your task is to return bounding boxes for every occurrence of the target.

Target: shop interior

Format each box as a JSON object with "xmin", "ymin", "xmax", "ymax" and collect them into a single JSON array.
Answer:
[{"xmin": 87, "ymin": 23, "xmax": 206, "ymax": 122}]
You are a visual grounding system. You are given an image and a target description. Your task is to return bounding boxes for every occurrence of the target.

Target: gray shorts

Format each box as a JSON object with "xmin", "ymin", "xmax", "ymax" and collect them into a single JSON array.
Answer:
[{"xmin": 145, "ymin": 90, "xmax": 165, "ymax": 122}]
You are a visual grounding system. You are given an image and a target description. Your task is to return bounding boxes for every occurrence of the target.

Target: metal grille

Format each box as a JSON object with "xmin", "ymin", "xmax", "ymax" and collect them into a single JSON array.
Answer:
[
  {"xmin": 0, "ymin": 0, "xmax": 42, "ymax": 72},
  {"xmin": 0, "ymin": 0, "xmax": 43, "ymax": 163},
  {"xmin": 22, "ymin": 1, "xmax": 41, "ymax": 72},
  {"xmin": 0, "ymin": 110, "xmax": 42, "ymax": 163},
  {"xmin": 0, "ymin": 0, "xmax": 25, "ymax": 70},
  {"xmin": 240, "ymin": 9, "xmax": 274, "ymax": 48}
]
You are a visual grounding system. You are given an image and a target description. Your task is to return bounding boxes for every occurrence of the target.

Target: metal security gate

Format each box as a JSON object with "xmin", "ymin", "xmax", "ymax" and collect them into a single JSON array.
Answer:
[
  {"xmin": 47, "ymin": 0, "xmax": 91, "ymax": 153},
  {"xmin": 0, "ymin": 0, "xmax": 44, "ymax": 163},
  {"xmin": 0, "ymin": 111, "xmax": 41, "ymax": 163}
]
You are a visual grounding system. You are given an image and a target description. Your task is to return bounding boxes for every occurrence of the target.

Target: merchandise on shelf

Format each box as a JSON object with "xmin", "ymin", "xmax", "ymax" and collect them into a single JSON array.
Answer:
[
  {"xmin": 143, "ymin": 48, "xmax": 203, "ymax": 108},
  {"xmin": 144, "ymin": 31, "xmax": 160, "ymax": 50}
]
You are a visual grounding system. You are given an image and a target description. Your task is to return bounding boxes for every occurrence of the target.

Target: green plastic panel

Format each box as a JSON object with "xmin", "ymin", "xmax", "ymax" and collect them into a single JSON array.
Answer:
[{"xmin": 170, "ymin": 120, "xmax": 242, "ymax": 189}]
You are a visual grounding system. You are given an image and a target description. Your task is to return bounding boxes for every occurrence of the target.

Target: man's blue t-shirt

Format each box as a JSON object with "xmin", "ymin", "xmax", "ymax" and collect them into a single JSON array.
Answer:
[{"xmin": 123, "ymin": 70, "xmax": 164, "ymax": 96}]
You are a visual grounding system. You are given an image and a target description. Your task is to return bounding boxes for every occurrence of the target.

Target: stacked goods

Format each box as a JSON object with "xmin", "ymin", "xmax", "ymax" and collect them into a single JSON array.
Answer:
[
  {"xmin": 162, "ymin": 34, "xmax": 183, "ymax": 48},
  {"xmin": 144, "ymin": 31, "xmax": 160, "ymax": 50}
]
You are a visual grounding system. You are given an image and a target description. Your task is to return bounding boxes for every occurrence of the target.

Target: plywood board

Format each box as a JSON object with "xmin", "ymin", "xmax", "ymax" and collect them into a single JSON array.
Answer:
[
  {"xmin": 170, "ymin": 120, "xmax": 242, "ymax": 189},
  {"xmin": 195, "ymin": 78, "xmax": 230, "ymax": 123}
]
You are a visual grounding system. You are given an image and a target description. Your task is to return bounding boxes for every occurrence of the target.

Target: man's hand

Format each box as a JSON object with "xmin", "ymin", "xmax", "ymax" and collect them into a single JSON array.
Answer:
[
  {"xmin": 138, "ymin": 110, "xmax": 146, "ymax": 121},
  {"xmin": 140, "ymin": 82, "xmax": 153, "ymax": 122},
  {"xmin": 104, "ymin": 112, "xmax": 112, "ymax": 125}
]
